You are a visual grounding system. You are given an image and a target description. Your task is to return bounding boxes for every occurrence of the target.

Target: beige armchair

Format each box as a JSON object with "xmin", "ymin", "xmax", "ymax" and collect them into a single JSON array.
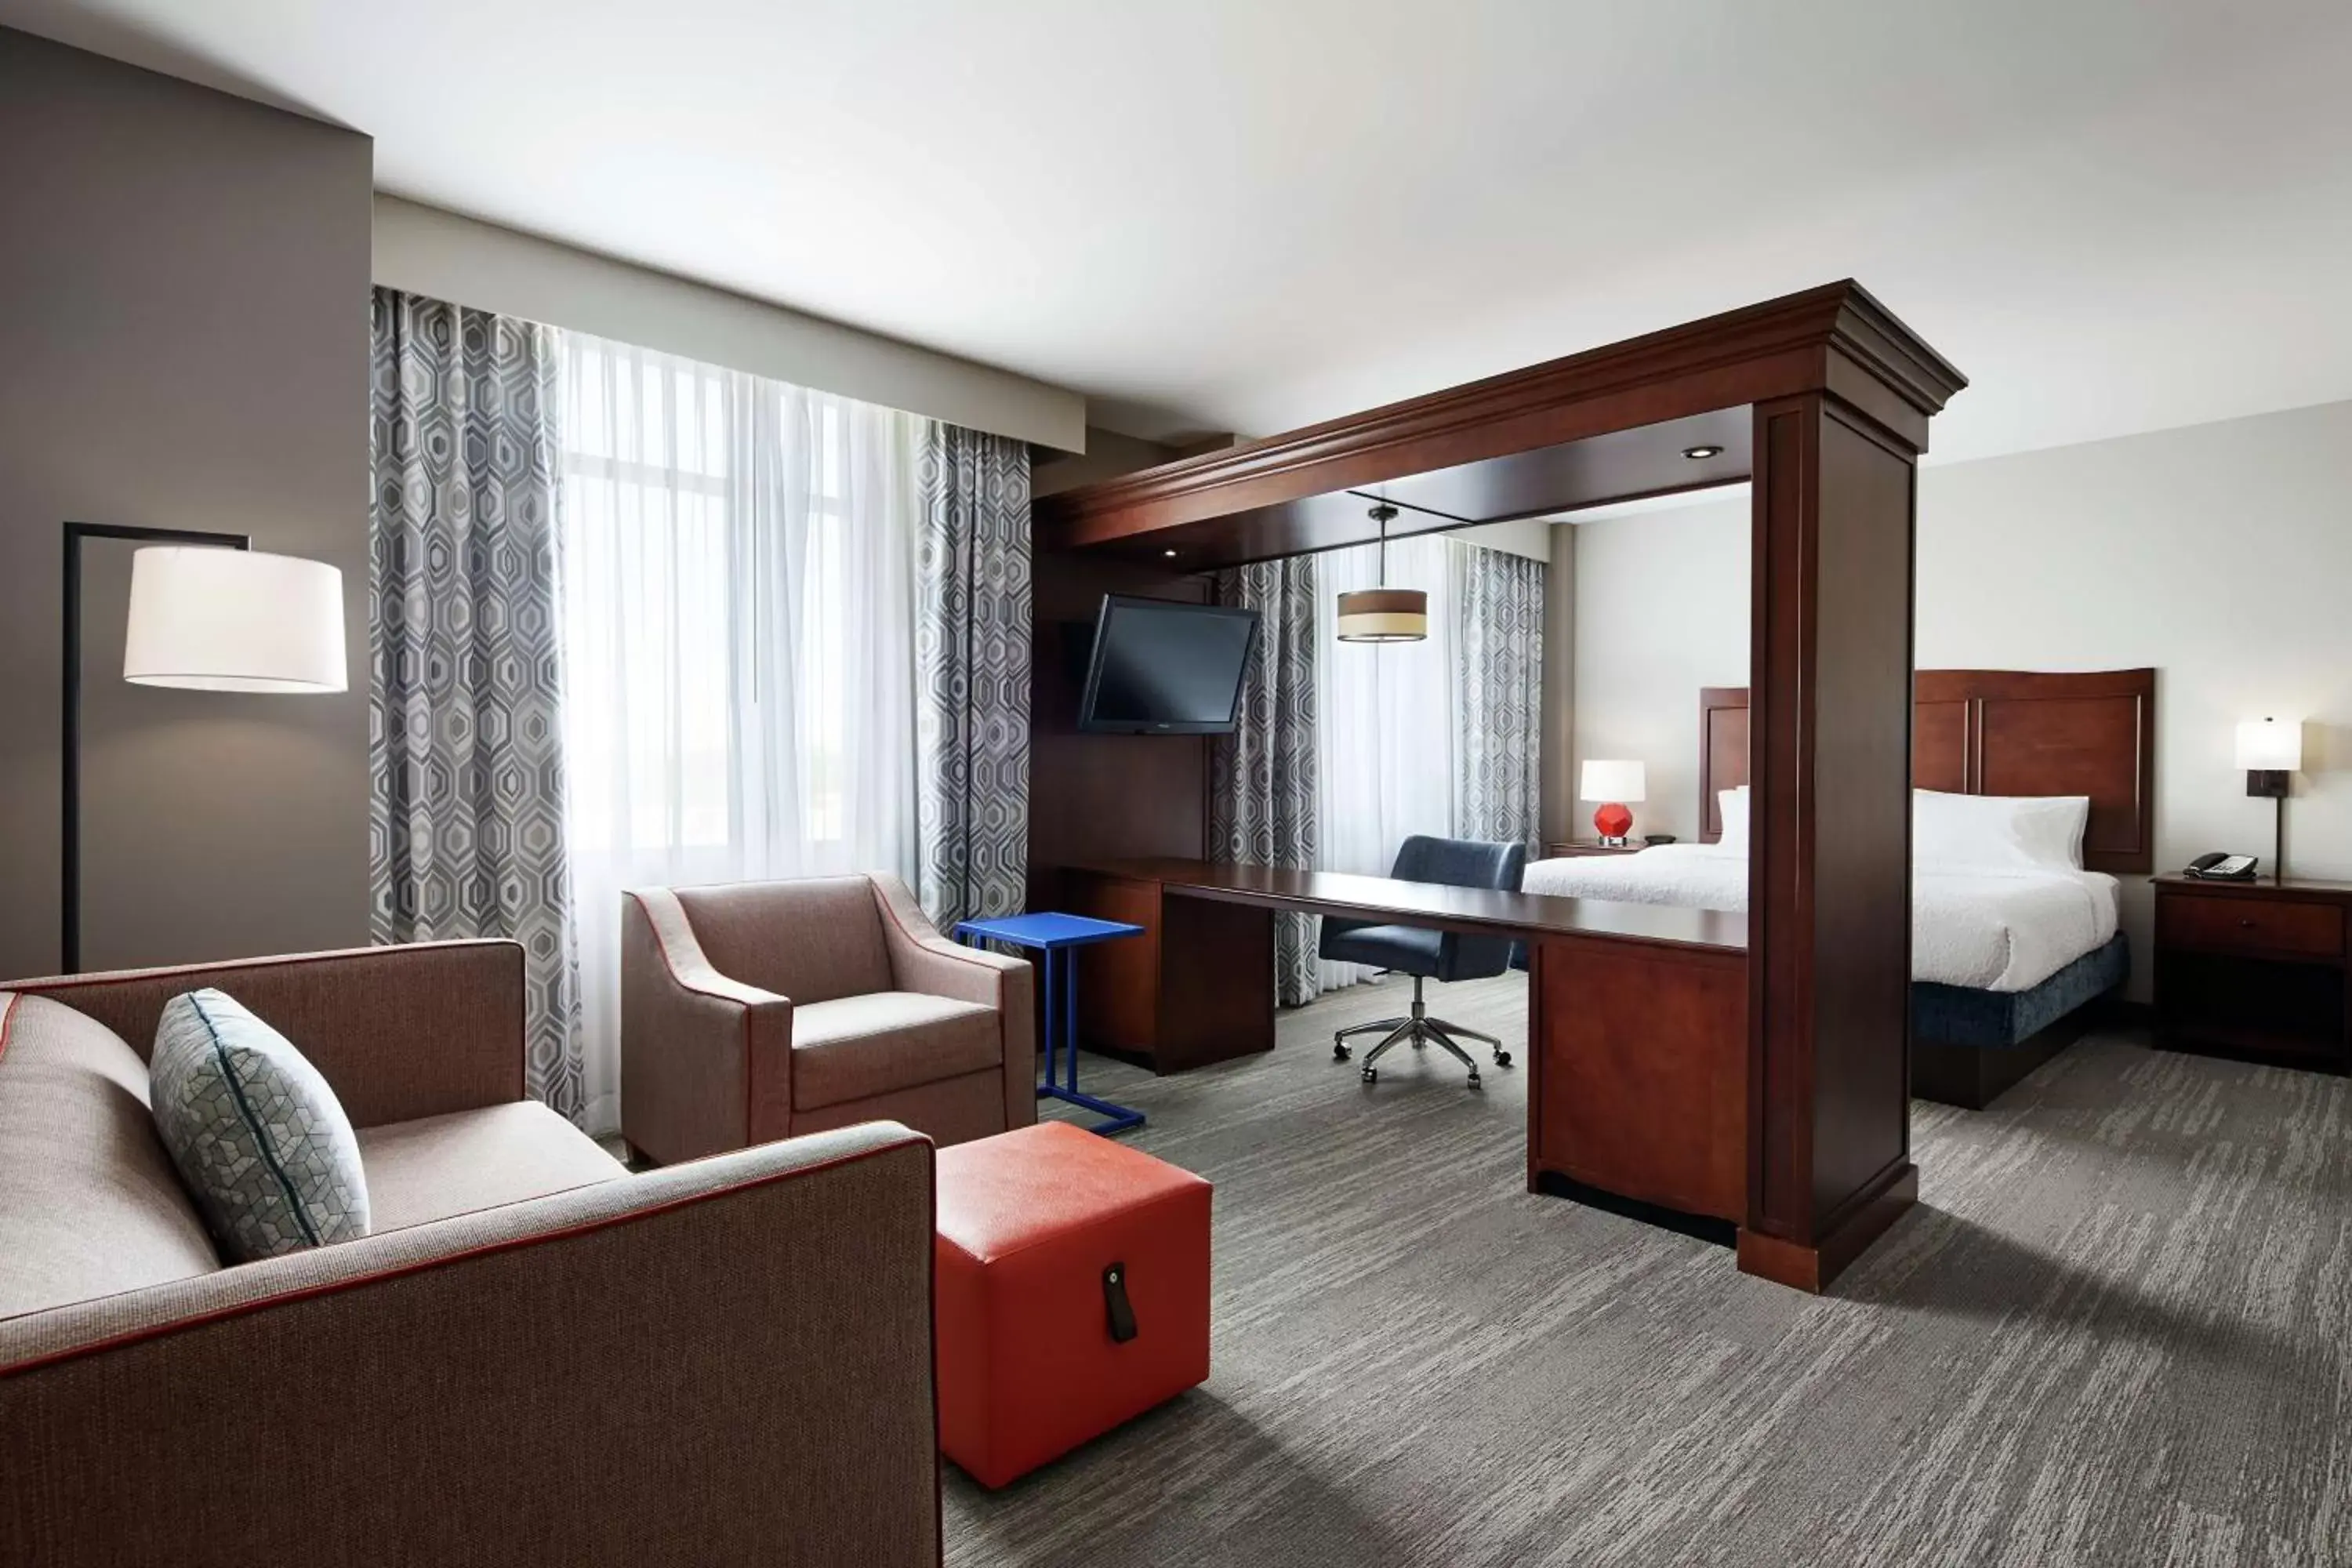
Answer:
[{"xmin": 622, "ymin": 872, "xmax": 1036, "ymax": 1163}]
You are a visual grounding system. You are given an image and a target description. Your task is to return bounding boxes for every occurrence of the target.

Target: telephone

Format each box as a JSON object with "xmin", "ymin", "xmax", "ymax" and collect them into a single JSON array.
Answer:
[{"xmin": 2185, "ymin": 852, "xmax": 2259, "ymax": 881}]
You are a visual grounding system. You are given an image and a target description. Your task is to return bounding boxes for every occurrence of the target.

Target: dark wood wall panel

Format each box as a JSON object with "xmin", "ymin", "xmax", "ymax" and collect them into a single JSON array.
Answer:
[
  {"xmin": 1027, "ymin": 552, "xmax": 1213, "ymax": 911},
  {"xmin": 1913, "ymin": 699, "xmax": 1969, "ymax": 793}
]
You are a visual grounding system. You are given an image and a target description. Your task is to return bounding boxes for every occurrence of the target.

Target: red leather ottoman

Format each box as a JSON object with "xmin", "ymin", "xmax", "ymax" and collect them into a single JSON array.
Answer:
[{"xmin": 934, "ymin": 1120, "xmax": 1212, "ymax": 1488}]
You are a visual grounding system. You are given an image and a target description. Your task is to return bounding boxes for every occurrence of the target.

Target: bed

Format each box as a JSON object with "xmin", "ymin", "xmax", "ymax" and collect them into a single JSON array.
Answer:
[{"xmin": 1530, "ymin": 668, "xmax": 2156, "ymax": 1108}]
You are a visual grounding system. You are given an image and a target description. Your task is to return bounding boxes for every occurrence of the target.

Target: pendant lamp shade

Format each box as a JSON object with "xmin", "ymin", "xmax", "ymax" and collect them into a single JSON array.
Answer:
[
  {"xmin": 1334, "ymin": 586, "xmax": 1429, "ymax": 643},
  {"xmin": 1335, "ymin": 503, "xmax": 1428, "ymax": 644},
  {"xmin": 123, "ymin": 546, "xmax": 347, "ymax": 694}
]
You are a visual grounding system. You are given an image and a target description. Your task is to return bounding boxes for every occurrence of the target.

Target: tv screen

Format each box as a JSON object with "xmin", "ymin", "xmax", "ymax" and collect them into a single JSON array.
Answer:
[{"xmin": 1077, "ymin": 595, "xmax": 1261, "ymax": 734}]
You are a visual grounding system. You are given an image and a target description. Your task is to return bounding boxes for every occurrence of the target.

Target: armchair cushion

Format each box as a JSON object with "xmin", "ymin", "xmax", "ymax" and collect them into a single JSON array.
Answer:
[
  {"xmin": 357, "ymin": 1102, "xmax": 627, "ymax": 1233},
  {"xmin": 0, "ymin": 995, "xmax": 220, "ymax": 1323},
  {"xmin": 792, "ymin": 993, "xmax": 1002, "ymax": 1110},
  {"xmin": 673, "ymin": 878, "xmax": 893, "ymax": 1004},
  {"xmin": 150, "ymin": 989, "xmax": 370, "ymax": 1261}
]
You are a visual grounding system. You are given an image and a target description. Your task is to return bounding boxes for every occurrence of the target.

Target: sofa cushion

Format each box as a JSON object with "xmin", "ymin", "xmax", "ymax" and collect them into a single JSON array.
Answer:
[
  {"xmin": 0, "ymin": 993, "xmax": 220, "ymax": 1322},
  {"xmin": 356, "ymin": 1101, "xmax": 628, "ymax": 1232},
  {"xmin": 673, "ymin": 877, "xmax": 895, "ymax": 1005},
  {"xmin": 150, "ymin": 988, "xmax": 370, "ymax": 1261},
  {"xmin": 793, "ymin": 992, "xmax": 1001, "ymax": 1110}
]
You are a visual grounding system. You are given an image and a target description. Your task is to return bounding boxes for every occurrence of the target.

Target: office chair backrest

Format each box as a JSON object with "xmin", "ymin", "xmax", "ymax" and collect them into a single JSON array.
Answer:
[
  {"xmin": 1388, "ymin": 834, "xmax": 1527, "ymax": 895},
  {"xmin": 1388, "ymin": 835, "xmax": 1526, "ymax": 982}
]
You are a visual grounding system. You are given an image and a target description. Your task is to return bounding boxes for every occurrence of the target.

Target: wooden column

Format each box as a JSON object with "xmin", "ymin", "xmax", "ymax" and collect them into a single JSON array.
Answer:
[{"xmin": 1737, "ymin": 394, "xmax": 1922, "ymax": 1291}]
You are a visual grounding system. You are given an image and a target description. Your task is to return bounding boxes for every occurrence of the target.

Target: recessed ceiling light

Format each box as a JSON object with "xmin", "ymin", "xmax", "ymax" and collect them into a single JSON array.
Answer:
[
  {"xmin": 1163, "ymin": 548, "xmax": 1178, "ymax": 558},
  {"xmin": 1682, "ymin": 444, "xmax": 1725, "ymax": 460}
]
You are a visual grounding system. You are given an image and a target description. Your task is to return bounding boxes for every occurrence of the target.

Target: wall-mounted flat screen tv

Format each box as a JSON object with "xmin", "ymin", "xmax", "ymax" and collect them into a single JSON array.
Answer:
[{"xmin": 1076, "ymin": 594, "xmax": 1261, "ymax": 735}]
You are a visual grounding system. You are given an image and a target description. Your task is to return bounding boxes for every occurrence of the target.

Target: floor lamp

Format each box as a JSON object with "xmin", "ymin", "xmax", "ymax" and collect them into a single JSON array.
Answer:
[{"xmin": 61, "ymin": 523, "xmax": 347, "ymax": 973}]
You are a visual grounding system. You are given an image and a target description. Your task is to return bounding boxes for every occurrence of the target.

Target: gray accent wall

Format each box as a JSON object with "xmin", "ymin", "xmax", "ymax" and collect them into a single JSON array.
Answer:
[{"xmin": 0, "ymin": 28, "xmax": 374, "ymax": 977}]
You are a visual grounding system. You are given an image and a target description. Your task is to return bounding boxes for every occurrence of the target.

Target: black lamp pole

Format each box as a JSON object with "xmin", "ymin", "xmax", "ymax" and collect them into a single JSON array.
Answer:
[{"xmin": 60, "ymin": 522, "xmax": 249, "ymax": 974}]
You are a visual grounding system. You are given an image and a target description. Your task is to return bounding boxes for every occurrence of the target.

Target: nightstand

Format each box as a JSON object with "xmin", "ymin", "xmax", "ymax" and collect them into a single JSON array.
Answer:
[
  {"xmin": 1543, "ymin": 840, "xmax": 1649, "ymax": 858},
  {"xmin": 2152, "ymin": 873, "xmax": 2352, "ymax": 1070}
]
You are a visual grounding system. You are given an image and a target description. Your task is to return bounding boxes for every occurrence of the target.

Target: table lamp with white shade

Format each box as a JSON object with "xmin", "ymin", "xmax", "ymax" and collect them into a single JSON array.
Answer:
[
  {"xmin": 1579, "ymin": 758, "xmax": 1647, "ymax": 847},
  {"xmin": 2236, "ymin": 716, "xmax": 2303, "ymax": 879},
  {"xmin": 61, "ymin": 524, "xmax": 347, "ymax": 971}
]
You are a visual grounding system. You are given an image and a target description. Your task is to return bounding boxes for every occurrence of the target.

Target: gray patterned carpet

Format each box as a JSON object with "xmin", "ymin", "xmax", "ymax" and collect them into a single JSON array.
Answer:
[{"xmin": 947, "ymin": 973, "xmax": 2352, "ymax": 1567}]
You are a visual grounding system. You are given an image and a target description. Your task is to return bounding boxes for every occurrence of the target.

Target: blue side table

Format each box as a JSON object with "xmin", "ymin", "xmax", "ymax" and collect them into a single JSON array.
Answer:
[{"xmin": 954, "ymin": 912, "xmax": 1147, "ymax": 1136}]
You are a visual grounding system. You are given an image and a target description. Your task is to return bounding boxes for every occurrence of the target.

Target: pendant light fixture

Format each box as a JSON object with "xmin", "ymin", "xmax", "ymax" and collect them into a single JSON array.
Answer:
[{"xmin": 1335, "ymin": 503, "xmax": 1428, "ymax": 644}]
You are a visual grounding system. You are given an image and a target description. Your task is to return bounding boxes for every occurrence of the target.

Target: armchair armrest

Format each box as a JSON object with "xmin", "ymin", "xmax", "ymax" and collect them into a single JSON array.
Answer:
[
  {"xmin": 869, "ymin": 874, "xmax": 1035, "ymax": 1126},
  {"xmin": 6, "ymin": 940, "xmax": 525, "ymax": 1127},
  {"xmin": 0, "ymin": 1123, "xmax": 940, "ymax": 1568},
  {"xmin": 621, "ymin": 887, "xmax": 796, "ymax": 1161}
]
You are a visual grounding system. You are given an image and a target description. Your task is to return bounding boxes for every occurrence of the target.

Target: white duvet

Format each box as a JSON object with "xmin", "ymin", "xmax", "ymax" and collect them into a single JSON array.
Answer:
[{"xmin": 1522, "ymin": 843, "xmax": 2118, "ymax": 993}]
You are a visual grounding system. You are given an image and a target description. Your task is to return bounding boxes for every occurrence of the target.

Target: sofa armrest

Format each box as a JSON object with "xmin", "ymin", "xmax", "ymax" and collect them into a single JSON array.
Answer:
[
  {"xmin": 869, "ymin": 875, "xmax": 1036, "ymax": 1127},
  {"xmin": 0, "ymin": 1123, "xmax": 939, "ymax": 1568},
  {"xmin": 620, "ymin": 887, "xmax": 796, "ymax": 1160},
  {"xmin": 5, "ymin": 940, "xmax": 525, "ymax": 1127}
]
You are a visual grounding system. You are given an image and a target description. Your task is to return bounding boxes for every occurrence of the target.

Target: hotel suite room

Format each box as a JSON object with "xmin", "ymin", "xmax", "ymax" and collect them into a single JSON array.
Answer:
[{"xmin": 4, "ymin": 5, "xmax": 2352, "ymax": 1566}]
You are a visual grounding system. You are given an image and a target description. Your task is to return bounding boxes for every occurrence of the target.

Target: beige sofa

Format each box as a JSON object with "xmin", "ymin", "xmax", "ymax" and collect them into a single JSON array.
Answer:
[
  {"xmin": 0, "ymin": 940, "xmax": 940, "ymax": 1568},
  {"xmin": 622, "ymin": 873, "xmax": 1036, "ymax": 1164}
]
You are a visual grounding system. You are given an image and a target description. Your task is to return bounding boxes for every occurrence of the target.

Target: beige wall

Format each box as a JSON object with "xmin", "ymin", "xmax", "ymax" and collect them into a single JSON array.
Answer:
[
  {"xmin": 0, "ymin": 28, "xmax": 375, "ymax": 977},
  {"xmin": 1569, "ymin": 495, "xmax": 1751, "ymax": 844},
  {"xmin": 1567, "ymin": 397, "xmax": 2352, "ymax": 998},
  {"xmin": 374, "ymin": 195, "xmax": 1087, "ymax": 454}
]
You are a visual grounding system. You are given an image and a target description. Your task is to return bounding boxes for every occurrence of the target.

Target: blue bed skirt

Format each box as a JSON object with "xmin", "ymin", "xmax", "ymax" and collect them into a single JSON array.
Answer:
[{"xmin": 1911, "ymin": 932, "xmax": 2130, "ymax": 1049}]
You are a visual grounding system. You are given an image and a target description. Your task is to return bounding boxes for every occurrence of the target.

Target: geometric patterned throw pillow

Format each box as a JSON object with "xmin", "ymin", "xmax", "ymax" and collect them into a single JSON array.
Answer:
[{"xmin": 149, "ymin": 988, "xmax": 370, "ymax": 1261}]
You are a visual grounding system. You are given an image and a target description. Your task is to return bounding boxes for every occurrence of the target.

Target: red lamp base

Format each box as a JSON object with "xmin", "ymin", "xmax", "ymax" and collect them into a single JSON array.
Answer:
[{"xmin": 1592, "ymin": 801, "xmax": 1633, "ymax": 844}]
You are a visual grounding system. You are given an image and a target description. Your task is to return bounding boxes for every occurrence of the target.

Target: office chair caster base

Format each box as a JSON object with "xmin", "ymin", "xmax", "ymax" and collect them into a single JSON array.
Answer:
[
  {"xmin": 1333, "ymin": 1041, "xmax": 1352, "ymax": 1062},
  {"xmin": 1493, "ymin": 1050, "xmax": 1512, "ymax": 1069},
  {"xmin": 1466, "ymin": 1071, "xmax": 1483, "ymax": 1089},
  {"xmin": 1359, "ymin": 1065, "xmax": 1378, "ymax": 1084}
]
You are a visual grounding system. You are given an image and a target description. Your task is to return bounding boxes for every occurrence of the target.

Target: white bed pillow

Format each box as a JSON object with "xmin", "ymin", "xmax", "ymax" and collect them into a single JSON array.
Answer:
[
  {"xmin": 1913, "ymin": 790, "xmax": 2089, "ymax": 870},
  {"xmin": 1715, "ymin": 786, "xmax": 1750, "ymax": 855}
]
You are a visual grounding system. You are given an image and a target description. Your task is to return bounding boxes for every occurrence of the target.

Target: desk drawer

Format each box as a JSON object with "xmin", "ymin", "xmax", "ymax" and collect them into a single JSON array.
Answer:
[{"xmin": 2160, "ymin": 894, "xmax": 2343, "ymax": 960}]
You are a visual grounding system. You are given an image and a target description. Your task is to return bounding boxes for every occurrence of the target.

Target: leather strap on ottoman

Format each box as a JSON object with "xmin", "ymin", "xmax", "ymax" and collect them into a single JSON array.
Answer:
[{"xmin": 935, "ymin": 1121, "xmax": 1211, "ymax": 1487}]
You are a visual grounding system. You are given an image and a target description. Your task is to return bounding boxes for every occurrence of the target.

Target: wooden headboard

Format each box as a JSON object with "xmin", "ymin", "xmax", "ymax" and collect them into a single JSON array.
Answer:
[{"xmin": 1697, "ymin": 668, "xmax": 2157, "ymax": 873}]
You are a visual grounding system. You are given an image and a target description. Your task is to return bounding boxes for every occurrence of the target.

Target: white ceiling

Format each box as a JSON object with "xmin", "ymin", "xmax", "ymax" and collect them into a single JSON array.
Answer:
[{"xmin": 9, "ymin": 0, "xmax": 2352, "ymax": 463}]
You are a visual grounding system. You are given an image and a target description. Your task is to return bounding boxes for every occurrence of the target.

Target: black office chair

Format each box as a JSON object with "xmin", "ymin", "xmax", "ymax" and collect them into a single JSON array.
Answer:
[{"xmin": 1322, "ymin": 834, "xmax": 1527, "ymax": 1088}]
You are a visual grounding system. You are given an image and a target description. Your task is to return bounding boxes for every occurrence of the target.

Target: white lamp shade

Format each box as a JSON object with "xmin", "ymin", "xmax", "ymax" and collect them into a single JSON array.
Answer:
[
  {"xmin": 123, "ymin": 546, "xmax": 347, "ymax": 693},
  {"xmin": 2235, "ymin": 717, "xmax": 2303, "ymax": 772},
  {"xmin": 1579, "ymin": 759, "xmax": 1646, "ymax": 803}
]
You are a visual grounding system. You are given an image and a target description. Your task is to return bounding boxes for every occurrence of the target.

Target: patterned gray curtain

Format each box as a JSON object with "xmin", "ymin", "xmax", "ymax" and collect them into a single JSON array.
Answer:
[
  {"xmin": 368, "ymin": 286, "xmax": 585, "ymax": 1123},
  {"xmin": 916, "ymin": 423, "xmax": 1033, "ymax": 932},
  {"xmin": 1211, "ymin": 556, "xmax": 1321, "ymax": 1007},
  {"xmin": 1450, "ymin": 540, "xmax": 1544, "ymax": 851}
]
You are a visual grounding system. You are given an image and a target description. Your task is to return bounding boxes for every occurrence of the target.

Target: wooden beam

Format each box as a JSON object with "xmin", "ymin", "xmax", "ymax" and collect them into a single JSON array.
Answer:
[{"xmin": 1036, "ymin": 281, "xmax": 1965, "ymax": 563}]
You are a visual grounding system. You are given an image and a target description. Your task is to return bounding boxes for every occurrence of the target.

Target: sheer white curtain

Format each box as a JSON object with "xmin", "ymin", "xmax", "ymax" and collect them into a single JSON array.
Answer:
[
  {"xmin": 557, "ymin": 333, "xmax": 923, "ymax": 1131},
  {"xmin": 1315, "ymin": 534, "xmax": 1458, "ymax": 989}
]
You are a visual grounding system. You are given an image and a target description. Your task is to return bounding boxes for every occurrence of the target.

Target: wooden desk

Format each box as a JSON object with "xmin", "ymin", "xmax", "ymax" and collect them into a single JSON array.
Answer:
[{"xmin": 1064, "ymin": 859, "xmax": 1766, "ymax": 1263}]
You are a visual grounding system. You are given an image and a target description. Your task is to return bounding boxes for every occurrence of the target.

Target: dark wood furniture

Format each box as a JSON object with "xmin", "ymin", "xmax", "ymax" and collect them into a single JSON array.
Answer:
[
  {"xmin": 1065, "ymin": 858, "xmax": 1752, "ymax": 1228},
  {"xmin": 2153, "ymin": 874, "xmax": 2352, "ymax": 1070},
  {"xmin": 1032, "ymin": 281, "xmax": 1967, "ymax": 1293},
  {"xmin": 1543, "ymin": 840, "xmax": 1646, "ymax": 858},
  {"xmin": 1697, "ymin": 669, "xmax": 2157, "ymax": 874}
]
